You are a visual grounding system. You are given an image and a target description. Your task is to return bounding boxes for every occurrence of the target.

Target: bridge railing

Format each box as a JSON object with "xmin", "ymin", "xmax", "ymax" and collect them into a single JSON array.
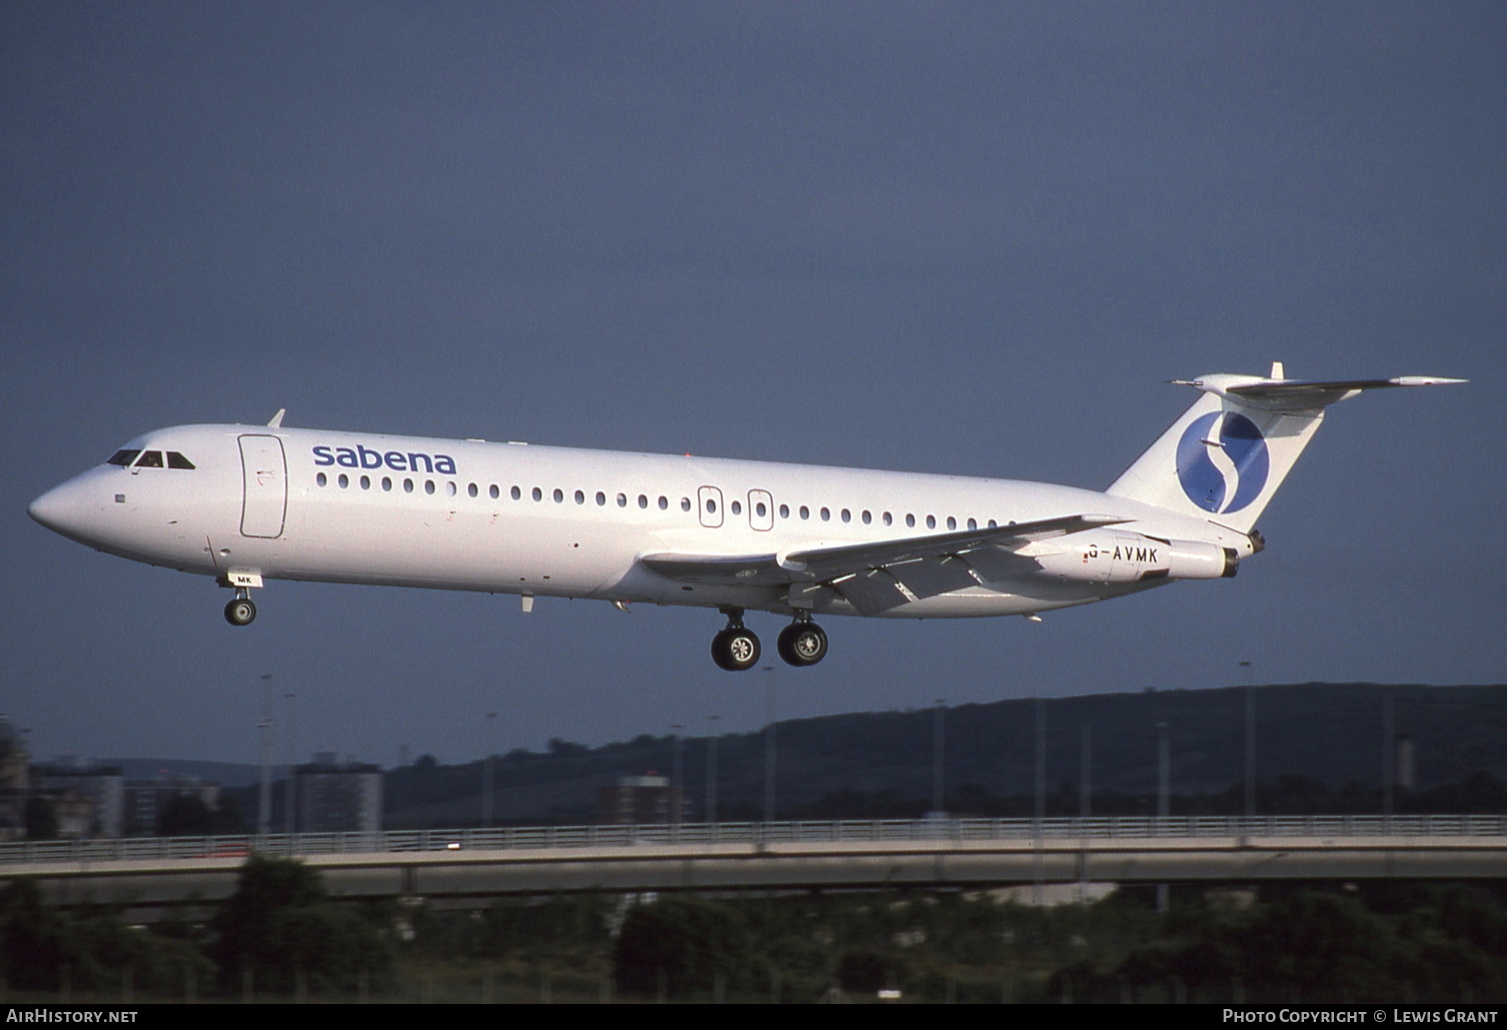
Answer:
[{"xmin": 3, "ymin": 814, "xmax": 1504, "ymax": 866}]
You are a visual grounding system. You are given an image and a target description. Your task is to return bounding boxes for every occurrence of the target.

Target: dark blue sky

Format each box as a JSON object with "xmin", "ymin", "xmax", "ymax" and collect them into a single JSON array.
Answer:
[{"xmin": 3, "ymin": 2, "xmax": 1502, "ymax": 768}]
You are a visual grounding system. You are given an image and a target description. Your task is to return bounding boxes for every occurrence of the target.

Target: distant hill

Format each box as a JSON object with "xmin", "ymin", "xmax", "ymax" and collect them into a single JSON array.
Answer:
[
  {"xmin": 96, "ymin": 758, "xmax": 262, "ymax": 788},
  {"xmin": 378, "ymin": 682, "xmax": 1507, "ymax": 827}
]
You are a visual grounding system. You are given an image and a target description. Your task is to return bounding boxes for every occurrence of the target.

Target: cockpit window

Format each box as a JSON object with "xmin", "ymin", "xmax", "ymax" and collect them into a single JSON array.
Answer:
[
  {"xmin": 134, "ymin": 451, "xmax": 165, "ymax": 468},
  {"xmin": 166, "ymin": 451, "xmax": 196, "ymax": 469},
  {"xmin": 107, "ymin": 449, "xmax": 140, "ymax": 467}
]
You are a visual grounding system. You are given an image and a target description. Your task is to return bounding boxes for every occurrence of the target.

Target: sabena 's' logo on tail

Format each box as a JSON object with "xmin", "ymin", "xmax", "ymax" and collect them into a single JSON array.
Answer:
[{"xmin": 1175, "ymin": 412, "xmax": 1269, "ymax": 514}]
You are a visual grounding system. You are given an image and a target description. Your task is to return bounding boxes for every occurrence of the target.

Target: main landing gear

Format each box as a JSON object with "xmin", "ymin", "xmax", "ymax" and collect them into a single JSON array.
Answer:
[
  {"xmin": 224, "ymin": 587, "xmax": 257, "ymax": 626},
  {"xmin": 777, "ymin": 618, "xmax": 828, "ymax": 667},
  {"xmin": 710, "ymin": 610, "xmax": 829, "ymax": 671},
  {"xmin": 711, "ymin": 610, "xmax": 761, "ymax": 672}
]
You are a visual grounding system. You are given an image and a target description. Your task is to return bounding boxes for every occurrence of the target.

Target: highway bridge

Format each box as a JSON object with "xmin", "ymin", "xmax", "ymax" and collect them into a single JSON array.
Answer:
[{"xmin": 4, "ymin": 815, "xmax": 1505, "ymax": 919}]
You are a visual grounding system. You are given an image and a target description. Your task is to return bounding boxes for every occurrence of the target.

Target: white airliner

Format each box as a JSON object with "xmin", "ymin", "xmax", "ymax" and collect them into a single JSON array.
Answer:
[{"xmin": 29, "ymin": 366, "xmax": 1462, "ymax": 671}]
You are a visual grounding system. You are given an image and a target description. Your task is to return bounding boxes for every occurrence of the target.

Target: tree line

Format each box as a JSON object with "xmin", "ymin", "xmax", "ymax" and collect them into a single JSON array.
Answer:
[{"xmin": 5, "ymin": 857, "xmax": 1506, "ymax": 1002}]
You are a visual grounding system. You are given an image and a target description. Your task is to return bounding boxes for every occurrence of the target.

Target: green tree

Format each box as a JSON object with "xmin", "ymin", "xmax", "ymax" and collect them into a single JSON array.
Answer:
[
  {"xmin": 211, "ymin": 856, "xmax": 393, "ymax": 996},
  {"xmin": 614, "ymin": 895, "xmax": 747, "ymax": 997},
  {"xmin": 0, "ymin": 880, "xmax": 211, "ymax": 995}
]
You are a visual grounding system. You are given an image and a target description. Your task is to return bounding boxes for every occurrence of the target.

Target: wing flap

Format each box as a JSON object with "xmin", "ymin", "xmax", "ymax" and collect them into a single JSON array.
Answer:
[
  {"xmin": 639, "ymin": 512, "xmax": 1127, "ymax": 591},
  {"xmin": 832, "ymin": 568, "xmax": 913, "ymax": 616},
  {"xmin": 886, "ymin": 555, "xmax": 980, "ymax": 599},
  {"xmin": 781, "ymin": 512, "xmax": 1127, "ymax": 578}
]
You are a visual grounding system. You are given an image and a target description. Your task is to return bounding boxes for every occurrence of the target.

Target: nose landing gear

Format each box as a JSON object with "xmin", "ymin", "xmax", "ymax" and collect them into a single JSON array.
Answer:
[
  {"xmin": 224, "ymin": 588, "xmax": 257, "ymax": 627},
  {"xmin": 710, "ymin": 609, "xmax": 761, "ymax": 671}
]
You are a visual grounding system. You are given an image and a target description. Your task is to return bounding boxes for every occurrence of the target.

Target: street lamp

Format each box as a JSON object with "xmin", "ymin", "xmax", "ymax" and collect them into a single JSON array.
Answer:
[
  {"xmin": 257, "ymin": 674, "xmax": 273, "ymax": 843},
  {"xmin": 763, "ymin": 666, "xmax": 777, "ymax": 824},
  {"xmin": 670, "ymin": 723, "xmax": 684, "ymax": 831},
  {"xmin": 483, "ymin": 712, "xmax": 497, "ymax": 829},
  {"xmin": 931, "ymin": 699, "xmax": 946, "ymax": 816},
  {"xmin": 283, "ymin": 691, "xmax": 297, "ymax": 834},
  {"xmin": 705, "ymin": 715, "xmax": 720, "ymax": 826},
  {"xmin": 1239, "ymin": 660, "xmax": 1255, "ymax": 820}
]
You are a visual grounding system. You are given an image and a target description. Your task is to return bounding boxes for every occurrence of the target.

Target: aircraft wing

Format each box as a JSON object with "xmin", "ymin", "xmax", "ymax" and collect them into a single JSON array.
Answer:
[{"xmin": 639, "ymin": 512, "xmax": 1128, "ymax": 614}]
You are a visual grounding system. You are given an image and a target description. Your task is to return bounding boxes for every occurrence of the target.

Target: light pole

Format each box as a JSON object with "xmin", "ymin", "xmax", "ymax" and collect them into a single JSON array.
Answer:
[
  {"xmin": 1156, "ymin": 721, "xmax": 1170, "ymax": 821},
  {"xmin": 257, "ymin": 674, "xmax": 273, "ymax": 842},
  {"xmin": 16, "ymin": 727, "xmax": 31, "ymax": 838},
  {"xmin": 763, "ymin": 666, "xmax": 777, "ymax": 824},
  {"xmin": 670, "ymin": 723, "xmax": 684, "ymax": 831},
  {"xmin": 1240, "ymin": 660, "xmax": 1255, "ymax": 820},
  {"xmin": 705, "ymin": 715, "xmax": 720, "ymax": 825},
  {"xmin": 283, "ymin": 691, "xmax": 297, "ymax": 834},
  {"xmin": 483, "ymin": 712, "xmax": 497, "ymax": 828},
  {"xmin": 931, "ymin": 698, "xmax": 946, "ymax": 816},
  {"xmin": 1033, "ymin": 698, "xmax": 1046, "ymax": 906},
  {"xmin": 1080, "ymin": 724, "xmax": 1092, "ymax": 819},
  {"xmin": 1382, "ymin": 686, "xmax": 1396, "ymax": 825},
  {"xmin": 1156, "ymin": 720, "xmax": 1171, "ymax": 912},
  {"xmin": 1033, "ymin": 698, "xmax": 1046, "ymax": 826}
]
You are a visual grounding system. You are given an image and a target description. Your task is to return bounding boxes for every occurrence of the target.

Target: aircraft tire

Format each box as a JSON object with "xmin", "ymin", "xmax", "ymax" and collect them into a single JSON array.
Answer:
[
  {"xmin": 778, "ymin": 622, "xmax": 828, "ymax": 667},
  {"xmin": 224, "ymin": 598, "xmax": 257, "ymax": 626},
  {"xmin": 711, "ymin": 627, "xmax": 760, "ymax": 671}
]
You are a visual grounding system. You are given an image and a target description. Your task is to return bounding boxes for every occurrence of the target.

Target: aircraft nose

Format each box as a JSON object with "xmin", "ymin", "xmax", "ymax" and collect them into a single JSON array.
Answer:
[{"xmin": 29, "ymin": 479, "xmax": 93, "ymax": 539}]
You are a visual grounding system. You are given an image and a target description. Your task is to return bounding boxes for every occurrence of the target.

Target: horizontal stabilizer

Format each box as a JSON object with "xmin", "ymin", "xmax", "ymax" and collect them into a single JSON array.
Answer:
[{"xmin": 1172, "ymin": 374, "xmax": 1467, "ymax": 411}]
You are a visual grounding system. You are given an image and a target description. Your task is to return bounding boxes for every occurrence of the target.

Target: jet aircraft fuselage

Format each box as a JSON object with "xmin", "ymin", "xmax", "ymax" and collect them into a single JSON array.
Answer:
[{"xmin": 29, "ymin": 370, "xmax": 1462, "ymax": 670}]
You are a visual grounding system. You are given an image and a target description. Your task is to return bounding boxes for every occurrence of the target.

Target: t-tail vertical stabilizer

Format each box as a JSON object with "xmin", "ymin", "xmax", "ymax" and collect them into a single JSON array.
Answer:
[{"xmin": 1106, "ymin": 364, "xmax": 1466, "ymax": 534}]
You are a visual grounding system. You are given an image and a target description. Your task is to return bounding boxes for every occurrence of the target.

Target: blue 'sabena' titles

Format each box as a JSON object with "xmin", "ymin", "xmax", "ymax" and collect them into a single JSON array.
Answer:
[{"xmin": 312, "ymin": 445, "xmax": 458, "ymax": 476}]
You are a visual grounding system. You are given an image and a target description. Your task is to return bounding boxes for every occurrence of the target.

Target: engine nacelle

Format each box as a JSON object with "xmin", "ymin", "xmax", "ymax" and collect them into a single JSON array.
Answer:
[{"xmin": 1027, "ymin": 531, "xmax": 1237, "ymax": 584}]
